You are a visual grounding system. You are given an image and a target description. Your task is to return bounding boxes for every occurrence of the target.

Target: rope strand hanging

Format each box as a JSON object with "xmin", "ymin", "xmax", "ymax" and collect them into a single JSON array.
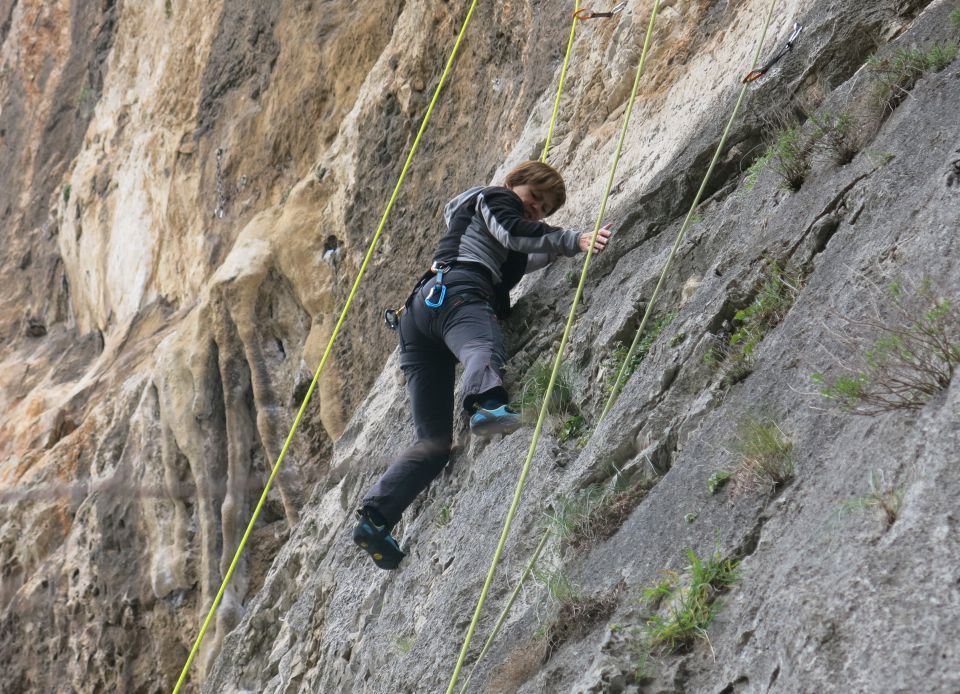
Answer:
[
  {"xmin": 445, "ymin": 2, "xmax": 664, "ymax": 691},
  {"xmin": 453, "ymin": 2, "xmax": 587, "ymax": 685},
  {"xmin": 452, "ymin": 1, "xmax": 786, "ymax": 689},
  {"xmin": 171, "ymin": 2, "xmax": 481, "ymax": 690},
  {"xmin": 598, "ymin": 0, "xmax": 782, "ymax": 427}
]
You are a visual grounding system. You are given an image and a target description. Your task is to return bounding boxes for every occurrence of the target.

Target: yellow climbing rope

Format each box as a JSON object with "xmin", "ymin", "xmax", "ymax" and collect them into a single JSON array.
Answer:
[
  {"xmin": 444, "ymin": 2, "xmax": 664, "ymax": 691},
  {"xmin": 451, "ymin": 9, "xmax": 592, "ymax": 691},
  {"xmin": 598, "ymin": 0, "xmax": 780, "ymax": 426},
  {"xmin": 170, "ymin": 2, "xmax": 480, "ymax": 691},
  {"xmin": 456, "ymin": 3, "xmax": 583, "ymax": 688},
  {"xmin": 456, "ymin": 528, "xmax": 551, "ymax": 694},
  {"xmin": 450, "ymin": 1, "xmax": 786, "ymax": 689},
  {"xmin": 540, "ymin": 1, "xmax": 582, "ymax": 163}
]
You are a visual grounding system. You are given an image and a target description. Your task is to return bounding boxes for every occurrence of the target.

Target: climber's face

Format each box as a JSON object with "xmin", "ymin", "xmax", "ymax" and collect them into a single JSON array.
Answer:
[{"xmin": 509, "ymin": 183, "xmax": 553, "ymax": 221}]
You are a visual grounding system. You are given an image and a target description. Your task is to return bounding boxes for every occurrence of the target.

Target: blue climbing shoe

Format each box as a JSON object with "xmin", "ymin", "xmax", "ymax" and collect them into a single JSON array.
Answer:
[
  {"xmin": 353, "ymin": 509, "xmax": 405, "ymax": 570},
  {"xmin": 469, "ymin": 404, "xmax": 522, "ymax": 437}
]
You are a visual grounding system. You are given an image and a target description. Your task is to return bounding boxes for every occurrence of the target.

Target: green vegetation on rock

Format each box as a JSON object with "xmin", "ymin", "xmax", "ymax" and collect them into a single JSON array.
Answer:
[
  {"xmin": 641, "ymin": 547, "xmax": 740, "ymax": 653},
  {"xmin": 812, "ymin": 280, "xmax": 960, "ymax": 414}
]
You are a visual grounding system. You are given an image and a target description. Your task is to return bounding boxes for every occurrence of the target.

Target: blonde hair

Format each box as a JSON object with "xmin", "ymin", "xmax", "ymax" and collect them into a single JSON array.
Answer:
[{"xmin": 504, "ymin": 161, "xmax": 566, "ymax": 214}]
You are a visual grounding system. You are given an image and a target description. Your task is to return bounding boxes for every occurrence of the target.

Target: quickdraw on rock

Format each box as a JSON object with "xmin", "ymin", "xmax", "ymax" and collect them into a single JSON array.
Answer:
[
  {"xmin": 574, "ymin": 1, "xmax": 626, "ymax": 20},
  {"xmin": 742, "ymin": 22, "xmax": 802, "ymax": 83}
]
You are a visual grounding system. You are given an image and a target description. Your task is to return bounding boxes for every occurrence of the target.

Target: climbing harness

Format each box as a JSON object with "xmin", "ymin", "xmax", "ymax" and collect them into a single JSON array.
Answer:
[
  {"xmin": 454, "ymin": 1, "xmax": 785, "ymax": 689},
  {"xmin": 445, "ymin": 1, "xmax": 664, "ymax": 691},
  {"xmin": 171, "ymin": 2, "xmax": 481, "ymax": 691},
  {"xmin": 574, "ymin": 1, "xmax": 626, "ymax": 20},
  {"xmin": 424, "ymin": 262, "xmax": 451, "ymax": 308},
  {"xmin": 742, "ymin": 21, "xmax": 802, "ymax": 83},
  {"xmin": 383, "ymin": 263, "xmax": 448, "ymax": 329}
]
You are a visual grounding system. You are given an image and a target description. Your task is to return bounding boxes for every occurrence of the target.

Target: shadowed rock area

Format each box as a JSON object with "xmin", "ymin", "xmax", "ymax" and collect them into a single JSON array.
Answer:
[{"xmin": 1, "ymin": 0, "xmax": 958, "ymax": 692}]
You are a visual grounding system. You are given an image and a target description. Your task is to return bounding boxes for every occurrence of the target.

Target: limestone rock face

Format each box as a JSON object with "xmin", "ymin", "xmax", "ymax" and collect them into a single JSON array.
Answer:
[{"xmin": 1, "ymin": 0, "xmax": 958, "ymax": 692}]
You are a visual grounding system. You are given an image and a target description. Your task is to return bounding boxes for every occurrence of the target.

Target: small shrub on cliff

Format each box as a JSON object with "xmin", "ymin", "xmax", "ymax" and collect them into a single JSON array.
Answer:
[
  {"xmin": 707, "ymin": 263, "xmax": 800, "ymax": 385},
  {"xmin": 547, "ymin": 473, "xmax": 653, "ymax": 550},
  {"xmin": 529, "ymin": 564, "xmax": 620, "ymax": 660},
  {"xmin": 602, "ymin": 312, "xmax": 676, "ymax": 400},
  {"xmin": 557, "ymin": 414, "xmax": 587, "ymax": 443},
  {"xmin": 868, "ymin": 43, "xmax": 959, "ymax": 113},
  {"xmin": 642, "ymin": 547, "xmax": 740, "ymax": 653},
  {"xmin": 433, "ymin": 503, "xmax": 452, "ymax": 528},
  {"xmin": 769, "ymin": 126, "xmax": 811, "ymax": 191},
  {"xmin": 809, "ymin": 111, "xmax": 859, "ymax": 165},
  {"xmin": 743, "ymin": 147, "xmax": 774, "ymax": 192},
  {"xmin": 707, "ymin": 470, "xmax": 733, "ymax": 495},
  {"xmin": 812, "ymin": 279, "xmax": 960, "ymax": 415},
  {"xmin": 746, "ymin": 102, "xmax": 817, "ymax": 192}
]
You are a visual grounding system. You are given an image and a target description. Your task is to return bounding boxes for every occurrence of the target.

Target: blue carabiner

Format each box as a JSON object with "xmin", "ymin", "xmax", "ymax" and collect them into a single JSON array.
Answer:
[{"xmin": 425, "ymin": 268, "xmax": 446, "ymax": 308}]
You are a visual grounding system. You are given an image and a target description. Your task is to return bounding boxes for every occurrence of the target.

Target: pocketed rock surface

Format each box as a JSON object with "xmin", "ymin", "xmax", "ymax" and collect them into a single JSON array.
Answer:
[{"xmin": 1, "ymin": 0, "xmax": 958, "ymax": 692}]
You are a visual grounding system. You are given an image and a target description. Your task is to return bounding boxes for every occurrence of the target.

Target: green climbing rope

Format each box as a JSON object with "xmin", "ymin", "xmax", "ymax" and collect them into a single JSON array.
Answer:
[
  {"xmin": 444, "ymin": 2, "xmax": 664, "ymax": 692},
  {"xmin": 170, "ymin": 2, "xmax": 480, "ymax": 691}
]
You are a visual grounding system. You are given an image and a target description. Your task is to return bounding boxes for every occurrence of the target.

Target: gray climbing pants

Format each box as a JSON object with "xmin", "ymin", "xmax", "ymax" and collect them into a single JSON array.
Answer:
[{"xmin": 362, "ymin": 265, "xmax": 508, "ymax": 527}]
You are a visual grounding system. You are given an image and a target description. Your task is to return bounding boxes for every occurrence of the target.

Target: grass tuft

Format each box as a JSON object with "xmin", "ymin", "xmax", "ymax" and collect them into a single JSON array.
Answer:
[
  {"xmin": 642, "ymin": 547, "xmax": 740, "ymax": 653},
  {"xmin": 518, "ymin": 360, "xmax": 575, "ymax": 420},
  {"xmin": 840, "ymin": 469, "xmax": 904, "ymax": 528},
  {"xmin": 868, "ymin": 43, "xmax": 959, "ymax": 113},
  {"xmin": 487, "ymin": 639, "xmax": 547, "ymax": 694},
  {"xmin": 729, "ymin": 415, "xmax": 794, "ymax": 494},
  {"xmin": 706, "ymin": 263, "xmax": 800, "ymax": 386},
  {"xmin": 547, "ymin": 477, "xmax": 652, "ymax": 550},
  {"xmin": 531, "ymin": 565, "xmax": 620, "ymax": 659},
  {"xmin": 603, "ymin": 312, "xmax": 676, "ymax": 400},
  {"xmin": 809, "ymin": 111, "xmax": 859, "ymax": 165}
]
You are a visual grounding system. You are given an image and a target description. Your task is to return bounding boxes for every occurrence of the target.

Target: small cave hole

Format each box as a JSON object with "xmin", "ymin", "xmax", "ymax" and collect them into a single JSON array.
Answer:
[{"xmin": 26, "ymin": 318, "xmax": 47, "ymax": 338}]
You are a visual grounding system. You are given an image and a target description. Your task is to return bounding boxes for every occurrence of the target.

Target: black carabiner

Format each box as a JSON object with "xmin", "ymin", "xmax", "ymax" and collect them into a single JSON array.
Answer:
[{"xmin": 383, "ymin": 307, "xmax": 402, "ymax": 330}]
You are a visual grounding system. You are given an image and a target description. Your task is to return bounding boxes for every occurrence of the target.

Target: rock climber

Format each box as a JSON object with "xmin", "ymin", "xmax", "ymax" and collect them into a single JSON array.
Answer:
[{"xmin": 354, "ymin": 160, "xmax": 613, "ymax": 569}]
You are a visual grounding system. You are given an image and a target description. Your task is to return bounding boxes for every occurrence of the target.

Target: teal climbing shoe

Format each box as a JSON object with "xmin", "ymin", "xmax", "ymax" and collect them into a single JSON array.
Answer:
[{"xmin": 469, "ymin": 404, "xmax": 522, "ymax": 438}]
